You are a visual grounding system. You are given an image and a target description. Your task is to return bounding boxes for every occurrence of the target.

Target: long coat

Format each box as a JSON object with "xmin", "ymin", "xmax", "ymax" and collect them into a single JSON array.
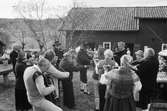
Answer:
[
  {"xmin": 59, "ymin": 57, "xmax": 82, "ymax": 108},
  {"xmin": 15, "ymin": 60, "xmax": 32, "ymax": 110},
  {"xmin": 10, "ymin": 50, "xmax": 18, "ymax": 74},
  {"xmin": 135, "ymin": 56, "xmax": 159, "ymax": 109},
  {"xmin": 77, "ymin": 49, "xmax": 91, "ymax": 65}
]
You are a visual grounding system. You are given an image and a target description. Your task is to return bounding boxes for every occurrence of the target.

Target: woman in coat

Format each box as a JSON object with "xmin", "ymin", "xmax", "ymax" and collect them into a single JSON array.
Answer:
[
  {"xmin": 15, "ymin": 51, "xmax": 32, "ymax": 111},
  {"xmin": 59, "ymin": 49, "xmax": 83, "ymax": 109},
  {"xmin": 103, "ymin": 55, "xmax": 142, "ymax": 111}
]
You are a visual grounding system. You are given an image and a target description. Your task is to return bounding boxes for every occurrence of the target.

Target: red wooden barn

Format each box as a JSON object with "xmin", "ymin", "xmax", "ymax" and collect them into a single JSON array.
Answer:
[{"xmin": 61, "ymin": 6, "xmax": 167, "ymax": 53}]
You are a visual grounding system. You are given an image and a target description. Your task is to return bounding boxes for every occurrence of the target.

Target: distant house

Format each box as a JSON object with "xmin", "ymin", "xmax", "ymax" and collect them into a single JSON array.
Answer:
[{"xmin": 61, "ymin": 6, "xmax": 167, "ymax": 53}]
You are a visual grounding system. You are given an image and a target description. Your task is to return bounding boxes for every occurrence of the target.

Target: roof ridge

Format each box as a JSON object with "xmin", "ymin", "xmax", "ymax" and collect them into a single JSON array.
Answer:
[{"xmin": 71, "ymin": 6, "xmax": 167, "ymax": 9}]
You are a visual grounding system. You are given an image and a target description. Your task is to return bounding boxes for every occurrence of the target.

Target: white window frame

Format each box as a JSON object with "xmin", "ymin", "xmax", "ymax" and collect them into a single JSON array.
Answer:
[
  {"xmin": 103, "ymin": 42, "xmax": 111, "ymax": 49},
  {"xmin": 162, "ymin": 43, "xmax": 167, "ymax": 50}
]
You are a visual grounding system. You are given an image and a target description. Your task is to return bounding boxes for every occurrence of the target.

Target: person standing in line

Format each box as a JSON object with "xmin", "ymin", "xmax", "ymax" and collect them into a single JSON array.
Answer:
[
  {"xmin": 103, "ymin": 55, "xmax": 142, "ymax": 111},
  {"xmin": 77, "ymin": 43, "xmax": 92, "ymax": 94},
  {"xmin": 15, "ymin": 51, "xmax": 32, "ymax": 111},
  {"xmin": 24, "ymin": 57, "xmax": 69, "ymax": 111}
]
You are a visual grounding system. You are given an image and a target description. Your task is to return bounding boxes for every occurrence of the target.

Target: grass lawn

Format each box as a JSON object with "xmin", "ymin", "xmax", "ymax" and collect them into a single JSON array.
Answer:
[{"xmin": 0, "ymin": 70, "xmax": 95, "ymax": 111}]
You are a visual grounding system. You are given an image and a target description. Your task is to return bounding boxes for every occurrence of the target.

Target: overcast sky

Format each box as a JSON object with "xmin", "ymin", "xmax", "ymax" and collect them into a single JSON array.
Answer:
[{"xmin": 0, "ymin": 0, "xmax": 167, "ymax": 18}]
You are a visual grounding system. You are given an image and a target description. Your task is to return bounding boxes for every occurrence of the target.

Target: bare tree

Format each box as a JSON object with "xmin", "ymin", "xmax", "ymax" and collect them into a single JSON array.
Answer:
[
  {"xmin": 56, "ymin": 1, "xmax": 91, "ymax": 48},
  {"xmin": 3, "ymin": 20, "xmax": 27, "ymax": 49},
  {"xmin": 13, "ymin": 0, "xmax": 53, "ymax": 51}
]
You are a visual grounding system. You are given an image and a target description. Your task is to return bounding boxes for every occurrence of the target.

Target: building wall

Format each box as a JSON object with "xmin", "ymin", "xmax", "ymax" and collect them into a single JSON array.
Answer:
[
  {"xmin": 136, "ymin": 19, "xmax": 167, "ymax": 52},
  {"xmin": 66, "ymin": 19, "xmax": 167, "ymax": 53}
]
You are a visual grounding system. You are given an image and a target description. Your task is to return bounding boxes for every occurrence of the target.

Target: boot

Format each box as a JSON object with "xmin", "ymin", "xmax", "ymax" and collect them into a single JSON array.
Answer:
[
  {"xmin": 83, "ymin": 83, "xmax": 90, "ymax": 95},
  {"xmin": 95, "ymin": 98, "xmax": 99, "ymax": 111},
  {"xmin": 80, "ymin": 82, "xmax": 84, "ymax": 92}
]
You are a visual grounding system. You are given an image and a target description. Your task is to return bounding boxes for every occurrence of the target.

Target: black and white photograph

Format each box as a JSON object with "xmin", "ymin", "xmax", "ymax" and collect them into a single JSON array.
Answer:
[{"xmin": 0, "ymin": 0, "xmax": 167, "ymax": 111}]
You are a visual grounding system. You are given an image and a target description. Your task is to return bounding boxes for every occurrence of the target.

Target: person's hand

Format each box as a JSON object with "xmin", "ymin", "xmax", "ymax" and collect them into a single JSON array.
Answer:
[
  {"xmin": 65, "ymin": 72, "xmax": 70, "ymax": 78},
  {"xmin": 84, "ymin": 65, "xmax": 89, "ymax": 69},
  {"xmin": 49, "ymin": 84, "xmax": 56, "ymax": 91}
]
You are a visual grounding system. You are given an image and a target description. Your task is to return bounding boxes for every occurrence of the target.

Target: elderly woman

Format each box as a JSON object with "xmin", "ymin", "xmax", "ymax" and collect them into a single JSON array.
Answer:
[
  {"xmin": 24, "ymin": 57, "xmax": 69, "ymax": 111},
  {"xmin": 131, "ymin": 50, "xmax": 144, "ymax": 66},
  {"xmin": 59, "ymin": 49, "xmax": 83, "ymax": 109},
  {"xmin": 15, "ymin": 51, "xmax": 32, "ymax": 111},
  {"xmin": 103, "ymin": 55, "xmax": 142, "ymax": 111},
  {"xmin": 97, "ymin": 49, "xmax": 118, "ymax": 111},
  {"xmin": 135, "ymin": 48, "xmax": 159, "ymax": 110}
]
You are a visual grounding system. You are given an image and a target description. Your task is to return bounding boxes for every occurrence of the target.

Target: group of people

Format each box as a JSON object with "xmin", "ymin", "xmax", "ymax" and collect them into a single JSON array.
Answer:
[
  {"xmin": 1, "ymin": 40, "xmax": 160, "ymax": 111},
  {"xmin": 6, "ymin": 41, "xmax": 93, "ymax": 111},
  {"xmin": 92, "ymin": 42, "xmax": 159, "ymax": 111}
]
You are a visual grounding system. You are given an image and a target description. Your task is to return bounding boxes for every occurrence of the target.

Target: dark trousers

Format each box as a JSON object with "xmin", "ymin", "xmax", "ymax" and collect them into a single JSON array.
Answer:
[
  {"xmin": 136, "ymin": 89, "xmax": 156, "ymax": 109},
  {"xmin": 80, "ymin": 68, "xmax": 88, "ymax": 83},
  {"xmin": 62, "ymin": 78, "xmax": 75, "ymax": 108},
  {"xmin": 98, "ymin": 83, "xmax": 106, "ymax": 111}
]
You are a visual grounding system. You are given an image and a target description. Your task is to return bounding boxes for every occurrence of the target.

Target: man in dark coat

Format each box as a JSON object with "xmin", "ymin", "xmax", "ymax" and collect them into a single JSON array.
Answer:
[
  {"xmin": 53, "ymin": 42, "xmax": 64, "ymax": 69},
  {"xmin": 114, "ymin": 41, "xmax": 127, "ymax": 65},
  {"xmin": 135, "ymin": 48, "xmax": 159, "ymax": 110},
  {"xmin": 77, "ymin": 43, "xmax": 92, "ymax": 94}
]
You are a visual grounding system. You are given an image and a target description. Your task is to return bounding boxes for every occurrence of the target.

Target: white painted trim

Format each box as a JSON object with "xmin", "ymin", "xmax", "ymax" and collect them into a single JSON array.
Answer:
[
  {"xmin": 103, "ymin": 42, "xmax": 111, "ymax": 49},
  {"xmin": 162, "ymin": 43, "xmax": 167, "ymax": 50}
]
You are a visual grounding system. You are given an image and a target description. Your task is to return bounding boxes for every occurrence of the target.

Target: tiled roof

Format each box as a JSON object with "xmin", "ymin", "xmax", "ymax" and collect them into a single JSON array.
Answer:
[
  {"xmin": 62, "ymin": 7, "xmax": 139, "ymax": 31},
  {"xmin": 61, "ymin": 6, "xmax": 167, "ymax": 31},
  {"xmin": 135, "ymin": 6, "xmax": 167, "ymax": 18}
]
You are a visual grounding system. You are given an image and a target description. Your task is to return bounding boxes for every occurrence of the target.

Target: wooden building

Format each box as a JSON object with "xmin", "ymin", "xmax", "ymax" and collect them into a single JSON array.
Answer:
[{"xmin": 61, "ymin": 6, "xmax": 167, "ymax": 53}]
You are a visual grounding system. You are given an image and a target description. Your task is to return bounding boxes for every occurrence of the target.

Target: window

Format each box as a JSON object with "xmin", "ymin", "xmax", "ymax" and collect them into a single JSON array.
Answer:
[
  {"xmin": 162, "ymin": 43, "xmax": 167, "ymax": 50},
  {"xmin": 103, "ymin": 42, "xmax": 111, "ymax": 49}
]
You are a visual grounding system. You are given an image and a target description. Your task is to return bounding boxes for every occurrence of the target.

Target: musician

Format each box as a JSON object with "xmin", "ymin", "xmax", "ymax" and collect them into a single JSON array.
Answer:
[
  {"xmin": 77, "ymin": 43, "xmax": 92, "ymax": 94},
  {"xmin": 24, "ymin": 57, "xmax": 69, "ymax": 111},
  {"xmin": 59, "ymin": 49, "xmax": 83, "ymax": 109}
]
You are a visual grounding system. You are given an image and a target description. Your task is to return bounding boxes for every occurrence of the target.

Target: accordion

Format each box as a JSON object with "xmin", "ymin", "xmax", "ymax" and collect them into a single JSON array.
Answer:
[{"xmin": 43, "ymin": 73, "xmax": 58, "ymax": 105}]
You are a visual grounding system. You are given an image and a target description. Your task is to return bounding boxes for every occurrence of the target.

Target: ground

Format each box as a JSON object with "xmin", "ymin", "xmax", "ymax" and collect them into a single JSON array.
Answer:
[
  {"xmin": 0, "ymin": 70, "xmax": 142, "ymax": 111},
  {"xmin": 0, "ymin": 70, "xmax": 95, "ymax": 111}
]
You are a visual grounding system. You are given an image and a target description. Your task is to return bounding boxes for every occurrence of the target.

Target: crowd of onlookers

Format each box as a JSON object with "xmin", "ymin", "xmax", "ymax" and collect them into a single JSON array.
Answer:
[{"xmin": 0, "ymin": 41, "xmax": 164, "ymax": 111}]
